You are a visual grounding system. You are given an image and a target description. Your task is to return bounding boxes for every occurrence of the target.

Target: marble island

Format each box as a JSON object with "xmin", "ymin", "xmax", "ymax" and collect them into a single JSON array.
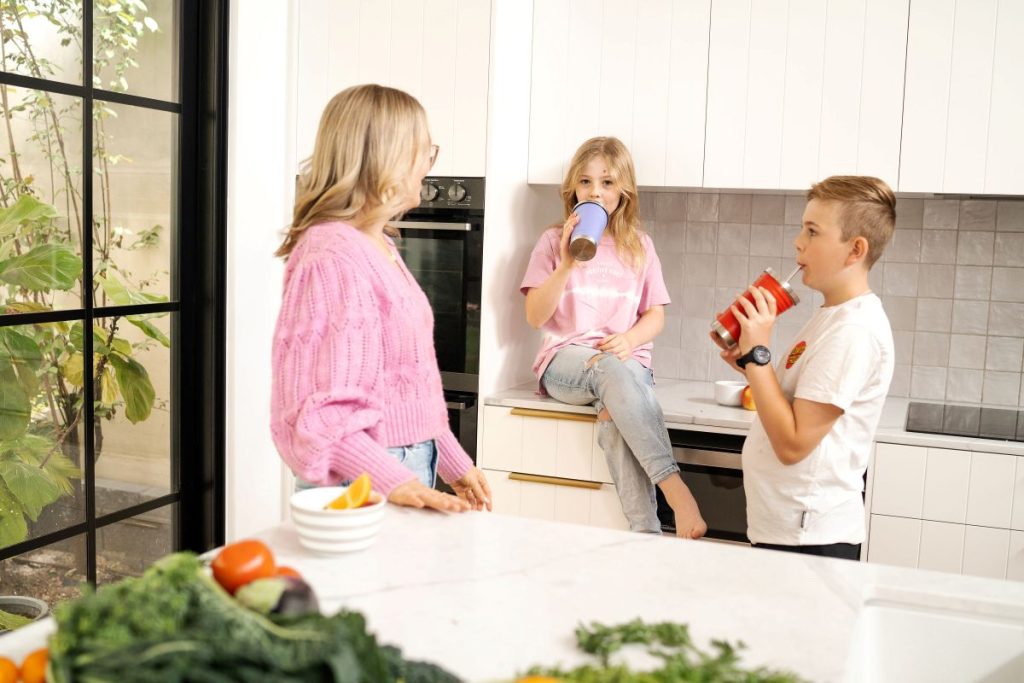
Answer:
[
  {"xmin": 487, "ymin": 379, "xmax": 1024, "ymax": 457},
  {"xmin": 4, "ymin": 508, "xmax": 1024, "ymax": 681}
]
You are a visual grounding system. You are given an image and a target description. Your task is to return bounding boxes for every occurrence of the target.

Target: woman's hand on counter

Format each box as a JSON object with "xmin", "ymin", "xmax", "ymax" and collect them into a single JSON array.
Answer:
[
  {"xmin": 388, "ymin": 480, "xmax": 471, "ymax": 512},
  {"xmin": 449, "ymin": 467, "xmax": 493, "ymax": 511}
]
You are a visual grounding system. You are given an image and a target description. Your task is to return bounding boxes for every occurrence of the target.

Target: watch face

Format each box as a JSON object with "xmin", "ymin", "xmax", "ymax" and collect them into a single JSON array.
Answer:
[{"xmin": 752, "ymin": 346, "xmax": 771, "ymax": 365}]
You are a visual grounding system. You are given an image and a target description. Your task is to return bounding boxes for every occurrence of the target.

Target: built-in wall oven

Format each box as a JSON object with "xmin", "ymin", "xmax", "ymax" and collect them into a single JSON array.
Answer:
[
  {"xmin": 655, "ymin": 428, "xmax": 748, "ymax": 544},
  {"xmin": 391, "ymin": 177, "xmax": 484, "ymax": 465}
]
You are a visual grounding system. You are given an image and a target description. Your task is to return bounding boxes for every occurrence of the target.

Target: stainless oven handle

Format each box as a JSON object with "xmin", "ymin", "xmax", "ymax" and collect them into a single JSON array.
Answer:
[
  {"xmin": 391, "ymin": 220, "xmax": 473, "ymax": 232},
  {"xmin": 673, "ymin": 447, "xmax": 741, "ymax": 471},
  {"xmin": 446, "ymin": 400, "xmax": 470, "ymax": 410}
]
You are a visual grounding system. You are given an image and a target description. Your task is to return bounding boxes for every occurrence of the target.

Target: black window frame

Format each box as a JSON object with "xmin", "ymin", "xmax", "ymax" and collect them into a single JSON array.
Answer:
[{"xmin": 0, "ymin": 0, "xmax": 227, "ymax": 579}]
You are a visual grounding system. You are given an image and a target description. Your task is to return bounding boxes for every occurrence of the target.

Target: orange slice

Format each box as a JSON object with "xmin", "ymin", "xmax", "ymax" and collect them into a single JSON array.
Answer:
[{"xmin": 325, "ymin": 473, "xmax": 372, "ymax": 510}]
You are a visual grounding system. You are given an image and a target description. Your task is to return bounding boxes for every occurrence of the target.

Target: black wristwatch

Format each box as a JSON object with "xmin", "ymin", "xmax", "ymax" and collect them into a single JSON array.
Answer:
[{"xmin": 736, "ymin": 345, "xmax": 771, "ymax": 369}]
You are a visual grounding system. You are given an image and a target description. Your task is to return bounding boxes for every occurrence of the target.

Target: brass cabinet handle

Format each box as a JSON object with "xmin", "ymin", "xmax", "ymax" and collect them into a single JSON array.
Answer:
[
  {"xmin": 508, "ymin": 472, "xmax": 602, "ymax": 490},
  {"xmin": 509, "ymin": 407, "xmax": 597, "ymax": 423}
]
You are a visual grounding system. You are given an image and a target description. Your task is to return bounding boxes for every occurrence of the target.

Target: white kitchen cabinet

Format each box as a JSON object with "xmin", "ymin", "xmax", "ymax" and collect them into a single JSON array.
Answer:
[
  {"xmin": 870, "ymin": 443, "xmax": 926, "ymax": 519},
  {"xmin": 921, "ymin": 447, "xmax": 970, "ymax": 524},
  {"xmin": 962, "ymin": 525, "xmax": 1010, "ymax": 580},
  {"xmin": 704, "ymin": 0, "xmax": 908, "ymax": 189},
  {"xmin": 294, "ymin": 0, "xmax": 491, "ymax": 176},
  {"xmin": 966, "ymin": 451, "xmax": 1016, "ymax": 530},
  {"xmin": 1008, "ymin": 532, "xmax": 1024, "ymax": 582},
  {"xmin": 868, "ymin": 441, "xmax": 1023, "ymax": 581},
  {"xmin": 918, "ymin": 520, "xmax": 965, "ymax": 574},
  {"xmin": 481, "ymin": 467, "xmax": 629, "ymax": 531},
  {"xmin": 479, "ymin": 406, "xmax": 627, "ymax": 531},
  {"xmin": 899, "ymin": 0, "xmax": 1024, "ymax": 193},
  {"xmin": 867, "ymin": 514, "xmax": 920, "ymax": 569},
  {"xmin": 1012, "ymin": 461, "xmax": 1024, "ymax": 531},
  {"xmin": 526, "ymin": 0, "xmax": 710, "ymax": 186}
]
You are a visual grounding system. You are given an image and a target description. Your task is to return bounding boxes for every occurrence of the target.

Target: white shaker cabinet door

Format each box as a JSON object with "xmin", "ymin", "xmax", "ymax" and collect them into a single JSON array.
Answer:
[
  {"xmin": 868, "ymin": 514, "xmax": 921, "ymax": 569},
  {"xmin": 870, "ymin": 443, "xmax": 927, "ymax": 519}
]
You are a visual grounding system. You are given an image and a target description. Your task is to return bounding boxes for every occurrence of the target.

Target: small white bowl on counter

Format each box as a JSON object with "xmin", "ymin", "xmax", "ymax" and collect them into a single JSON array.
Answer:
[
  {"xmin": 714, "ymin": 380, "xmax": 747, "ymax": 407},
  {"xmin": 290, "ymin": 486, "xmax": 387, "ymax": 555}
]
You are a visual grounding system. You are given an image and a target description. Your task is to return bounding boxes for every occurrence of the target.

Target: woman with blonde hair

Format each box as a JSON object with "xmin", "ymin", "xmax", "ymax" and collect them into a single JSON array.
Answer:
[
  {"xmin": 520, "ymin": 137, "xmax": 705, "ymax": 537},
  {"xmin": 271, "ymin": 84, "xmax": 491, "ymax": 512}
]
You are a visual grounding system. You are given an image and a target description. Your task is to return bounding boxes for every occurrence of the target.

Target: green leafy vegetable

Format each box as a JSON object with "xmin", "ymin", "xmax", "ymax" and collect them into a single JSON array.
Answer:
[
  {"xmin": 519, "ymin": 618, "xmax": 807, "ymax": 683},
  {"xmin": 48, "ymin": 552, "xmax": 461, "ymax": 683}
]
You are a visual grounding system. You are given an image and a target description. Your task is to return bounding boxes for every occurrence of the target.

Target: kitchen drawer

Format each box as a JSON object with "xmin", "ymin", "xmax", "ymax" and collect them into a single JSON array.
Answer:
[
  {"xmin": 871, "ymin": 443, "xmax": 927, "ymax": 518},
  {"xmin": 481, "ymin": 467, "xmax": 628, "ymax": 532},
  {"xmin": 480, "ymin": 405, "xmax": 613, "ymax": 484},
  {"xmin": 868, "ymin": 514, "xmax": 921, "ymax": 569}
]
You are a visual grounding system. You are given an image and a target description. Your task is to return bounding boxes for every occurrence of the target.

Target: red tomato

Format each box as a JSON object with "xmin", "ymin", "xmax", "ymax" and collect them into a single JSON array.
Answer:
[
  {"xmin": 211, "ymin": 539, "xmax": 276, "ymax": 594},
  {"xmin": 275, "ymin": 565, "xmax": 301, "ymax": 579}
]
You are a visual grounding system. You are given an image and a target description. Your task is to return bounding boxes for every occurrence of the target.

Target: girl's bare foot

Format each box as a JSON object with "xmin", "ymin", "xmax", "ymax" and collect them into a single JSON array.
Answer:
[{"xmin": 658, "ymin": 473, "xmax": 708, "ymax": 539}]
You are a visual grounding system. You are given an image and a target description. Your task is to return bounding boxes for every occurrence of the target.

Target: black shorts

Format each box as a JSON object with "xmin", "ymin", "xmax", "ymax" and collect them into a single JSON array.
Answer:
[{"xmin": 751, "ymin": 541, "xmax": 861, "ymax": 561}]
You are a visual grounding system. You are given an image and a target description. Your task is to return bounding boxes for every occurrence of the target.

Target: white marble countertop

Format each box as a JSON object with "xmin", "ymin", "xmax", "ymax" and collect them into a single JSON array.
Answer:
[
  {"xmin": 6, "ymin": 509, "xmax": 1023, "ymax": 681},
  {"xmin": 486, "ymin": 379, "xmax": 1024, "ymax": 456}
]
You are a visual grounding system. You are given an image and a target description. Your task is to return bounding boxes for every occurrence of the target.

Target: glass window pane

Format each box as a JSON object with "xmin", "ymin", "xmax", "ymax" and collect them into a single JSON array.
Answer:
[
  {"xmin": 93, "ymin": 103, "xmax": 175, "ymax": 301},
  {"xmin": 0, "ymin": 3, "xmax": 84, "ymax": 86},
  {"xmin": 0, "ymin": 534, "xmax": 87, "ymax": 616},
  {"xmin": 0, "ymin": 322, "xmax": 86, "ymax": 551},
  {"xmin": 94, "ymin": 313, "xmax": 172, "ymax": 516},
  {"xmin": 93, "ymin": 0, "xmax": 178, "ymax": 102},
  {"xmin": 96, "ymin": 503, "xmax": 175, "ymax": 583},
  {"xmin": 0, "ymin": 88, "xmax": 84, "ymax": 313}
]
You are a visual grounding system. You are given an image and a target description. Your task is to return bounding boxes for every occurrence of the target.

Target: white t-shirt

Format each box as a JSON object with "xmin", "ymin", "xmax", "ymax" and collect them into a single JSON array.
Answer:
[{"xmin": 743, "ymin": 292, "xmax": 894, "ymax": 546}]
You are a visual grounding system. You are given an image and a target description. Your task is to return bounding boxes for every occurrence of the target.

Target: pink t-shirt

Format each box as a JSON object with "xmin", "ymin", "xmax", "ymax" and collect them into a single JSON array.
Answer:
[{"xmin": 520, "ymin": 227, "xmax": 671, "ymax": 380}]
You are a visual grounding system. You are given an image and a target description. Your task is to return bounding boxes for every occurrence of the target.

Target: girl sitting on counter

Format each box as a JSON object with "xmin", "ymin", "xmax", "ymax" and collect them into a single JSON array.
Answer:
[{"xmin": 519, "ymin": 136, "xmax": 706, "ymax": 538}]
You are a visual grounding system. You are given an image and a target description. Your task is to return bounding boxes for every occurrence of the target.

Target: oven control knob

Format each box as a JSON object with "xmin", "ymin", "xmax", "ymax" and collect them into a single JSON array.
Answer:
[
  {"xmin": 447, "ymin": 183, "xmax": 467, "ymax": 202},
  {"xmin": 420, "ymin": 182, "xmax": 439, "ymax": 202}
]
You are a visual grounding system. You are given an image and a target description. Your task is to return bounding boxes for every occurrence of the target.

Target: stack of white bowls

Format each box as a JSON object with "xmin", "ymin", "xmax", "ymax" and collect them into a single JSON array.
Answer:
[{"xmin": 289, "ymin": 486, "xmax": 387, "ymax": 554}]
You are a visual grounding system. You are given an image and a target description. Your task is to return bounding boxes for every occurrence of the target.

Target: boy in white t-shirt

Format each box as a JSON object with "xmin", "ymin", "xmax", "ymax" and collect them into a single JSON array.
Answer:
[{"xmin": 712, "ymin": 176, "xmax": 896, "ymax": 560}]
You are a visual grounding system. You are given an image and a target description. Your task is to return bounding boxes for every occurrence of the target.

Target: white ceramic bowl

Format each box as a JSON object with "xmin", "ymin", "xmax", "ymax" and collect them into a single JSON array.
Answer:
[
  {"xmin": 290, "ymin": 486, "xmax": 387, "ymax": 555},
  {"xmin": 714, "ymin": 380, "xmax": 747, "ymax": 406}
]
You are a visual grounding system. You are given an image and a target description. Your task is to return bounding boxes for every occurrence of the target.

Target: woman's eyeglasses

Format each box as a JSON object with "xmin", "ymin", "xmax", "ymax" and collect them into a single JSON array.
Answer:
[{"xmin": 428, "ymin": 144, "xmax": 440, "ymax": 169}]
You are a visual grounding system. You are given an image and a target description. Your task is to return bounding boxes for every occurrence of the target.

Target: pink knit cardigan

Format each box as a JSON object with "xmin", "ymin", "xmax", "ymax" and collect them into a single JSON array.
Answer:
[{"xmin": 270, "ymin": 221, "xmax": 473, "ymax": 494}]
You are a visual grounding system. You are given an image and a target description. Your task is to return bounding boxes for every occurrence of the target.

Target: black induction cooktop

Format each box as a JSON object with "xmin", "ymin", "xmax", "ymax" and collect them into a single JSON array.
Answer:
[{"xmin": 905, "ymin": 402, "xmax": 1024, "ymax": 442}]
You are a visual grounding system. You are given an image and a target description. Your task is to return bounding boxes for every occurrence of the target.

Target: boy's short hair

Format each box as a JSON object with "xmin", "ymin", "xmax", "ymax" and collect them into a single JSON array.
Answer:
[{"xmin": 807, "ymin": 176, "xmax": 896, "ymax": 268}]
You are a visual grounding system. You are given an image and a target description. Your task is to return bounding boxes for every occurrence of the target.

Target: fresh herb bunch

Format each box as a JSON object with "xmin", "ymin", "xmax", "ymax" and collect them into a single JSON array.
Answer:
[
  {"xmin": 47, "ymin": 552, "xmax": 461, "ymax": 683},
  {"xmin": 519, "ymin": 619, "xmax": 807, "ymax": 683}
]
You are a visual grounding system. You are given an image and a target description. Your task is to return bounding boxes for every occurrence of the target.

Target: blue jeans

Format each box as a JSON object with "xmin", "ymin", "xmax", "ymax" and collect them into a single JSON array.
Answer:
[
  {"xmin": 541, "ymin": 345, "xmax": 679, "ymax": 533},
  {"xmin": 295, "ymin": 439, "xmax": 438, "ymax": 490}
]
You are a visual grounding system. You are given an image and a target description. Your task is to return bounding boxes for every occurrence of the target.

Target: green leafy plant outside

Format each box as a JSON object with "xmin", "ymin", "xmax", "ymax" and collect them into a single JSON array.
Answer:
[{"xmin": 0, "ymin": 0, "xmax": 167, "ymax": 549}]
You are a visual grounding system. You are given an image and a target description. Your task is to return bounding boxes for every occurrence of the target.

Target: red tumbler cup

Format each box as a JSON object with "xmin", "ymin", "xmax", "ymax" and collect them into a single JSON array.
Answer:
[{"xmin": 711, "ymin": 267, "xmax": 800, "ymax": 348}]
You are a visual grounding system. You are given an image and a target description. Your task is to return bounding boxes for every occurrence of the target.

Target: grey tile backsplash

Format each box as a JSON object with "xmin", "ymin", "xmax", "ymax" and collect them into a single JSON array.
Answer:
[{"xmin": 641, "ymin": 191, "xmax": 1024, "ymax": 407}]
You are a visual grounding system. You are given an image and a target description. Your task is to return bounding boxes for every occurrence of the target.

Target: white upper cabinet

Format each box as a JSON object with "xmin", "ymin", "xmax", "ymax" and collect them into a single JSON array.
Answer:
[
  {"xmin": 900, "ymin": 0, "xmax": 1024, "ymax": 193},
  {"xmin": 527, "ymin": 0, "xmax": 710, "ymax": 186},
  {"xmin": 295, "ymin": 0, "xmax": 491, "ymax": 177},
  {"xmin": 705, "ymin": 0, "xmax": 908, "ymax": 190}
]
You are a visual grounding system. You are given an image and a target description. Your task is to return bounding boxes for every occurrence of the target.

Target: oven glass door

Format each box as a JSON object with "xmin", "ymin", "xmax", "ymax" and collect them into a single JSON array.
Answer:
[
  {"xmin": 657, "ymin": 448, "xmax": 748, "ymax": 543},
  {"xmin": 395, "ymin": 226, "xmax": 481, "ymax": 378}
]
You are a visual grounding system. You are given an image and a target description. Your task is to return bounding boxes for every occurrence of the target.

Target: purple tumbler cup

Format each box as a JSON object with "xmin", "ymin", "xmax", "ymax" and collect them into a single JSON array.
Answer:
[{"xmin": 568, "ymin": 200, "xmax": 609, "ymax": 261}]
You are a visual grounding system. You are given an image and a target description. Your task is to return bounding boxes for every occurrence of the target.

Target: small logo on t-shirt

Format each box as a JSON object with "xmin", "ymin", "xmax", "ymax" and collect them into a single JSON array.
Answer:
[{"xmin": 786, "ymin": 341, "xmax": 807, "ymax": 369}]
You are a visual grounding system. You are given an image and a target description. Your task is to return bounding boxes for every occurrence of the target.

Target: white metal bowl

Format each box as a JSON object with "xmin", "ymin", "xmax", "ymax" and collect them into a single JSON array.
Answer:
[
  {"xmin": 714, "ymin": 380, "xmax": 747, "ymax": 406},
  {"xmin": 289, "ymin": 486, "xmax": 387, "ymax": 555}
]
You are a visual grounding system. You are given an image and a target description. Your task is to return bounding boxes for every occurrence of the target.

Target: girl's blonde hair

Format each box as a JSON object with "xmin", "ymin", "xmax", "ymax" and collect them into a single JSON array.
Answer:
[
  {"xmin": 277, "ymin": 84, "xmax": 429, "ymax": 258},
  {"xmin": 560, "ymin": 137, "xmax": 644, "ymax": 270}
]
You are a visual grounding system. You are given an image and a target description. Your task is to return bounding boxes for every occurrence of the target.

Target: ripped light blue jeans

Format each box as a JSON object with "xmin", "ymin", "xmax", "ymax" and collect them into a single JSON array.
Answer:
[{"xmin": 541, "ymin": 344, "xmax": 678, "ymax": 533}]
